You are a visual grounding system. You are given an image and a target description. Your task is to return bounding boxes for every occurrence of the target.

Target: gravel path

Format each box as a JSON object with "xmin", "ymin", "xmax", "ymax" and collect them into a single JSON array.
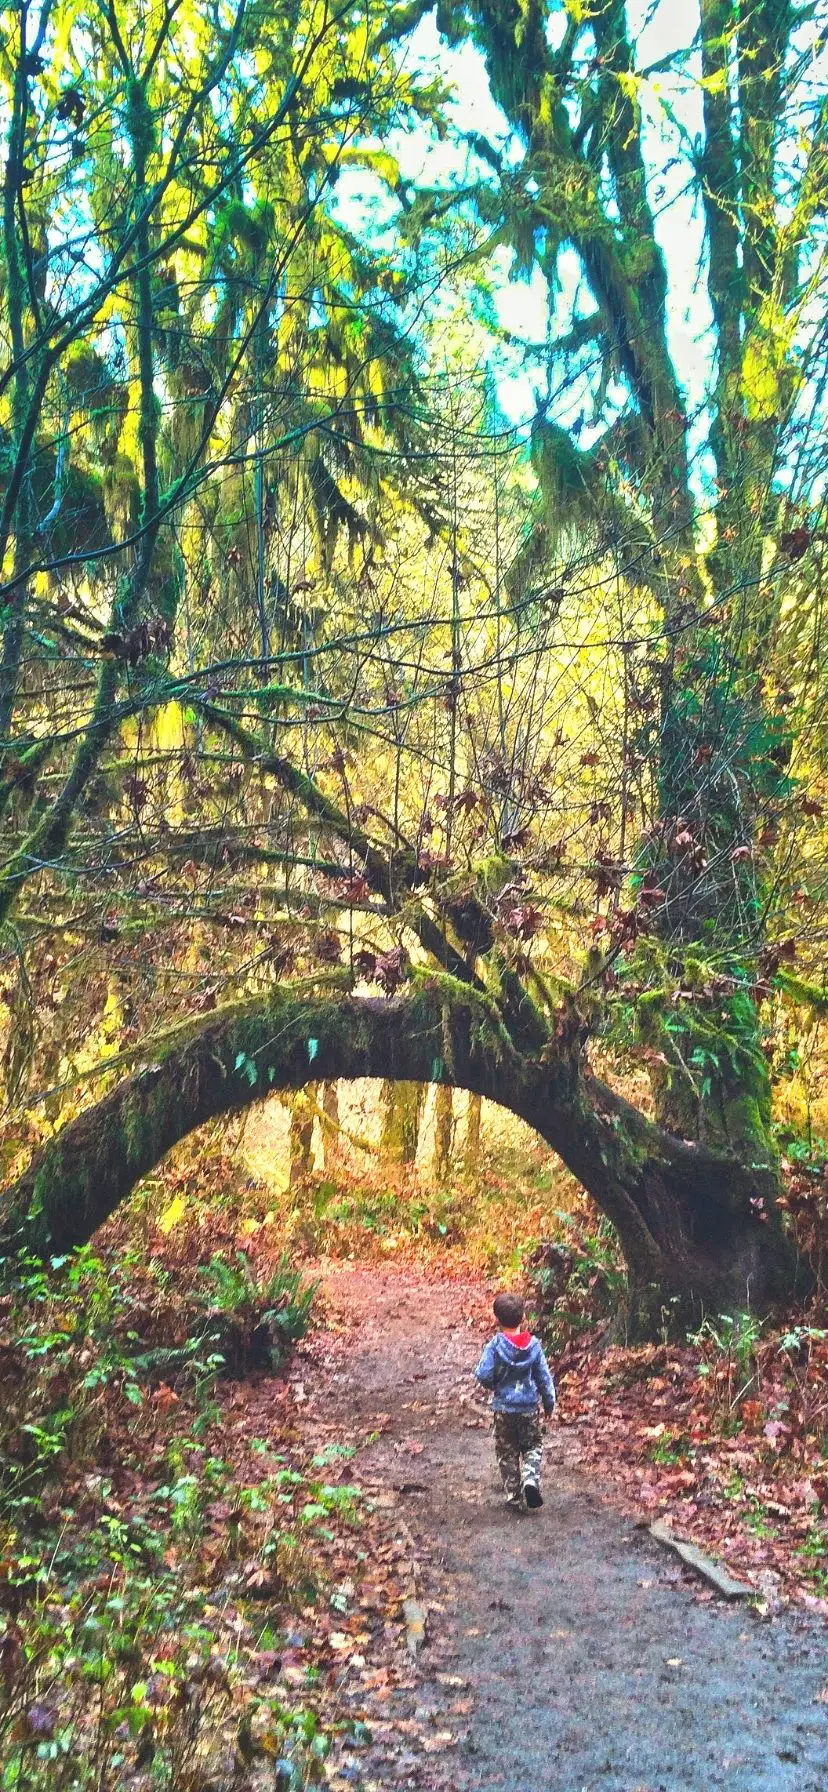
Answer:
[{"xmin": 311, "ymin": 1265, "xmax": 828, "ymax": 1792}]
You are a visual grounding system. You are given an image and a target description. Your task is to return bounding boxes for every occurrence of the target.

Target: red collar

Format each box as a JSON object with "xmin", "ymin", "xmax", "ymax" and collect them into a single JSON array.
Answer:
[{"xmin": 502, "ymin": 1329, "xmax": 531, "ymax": 1347}]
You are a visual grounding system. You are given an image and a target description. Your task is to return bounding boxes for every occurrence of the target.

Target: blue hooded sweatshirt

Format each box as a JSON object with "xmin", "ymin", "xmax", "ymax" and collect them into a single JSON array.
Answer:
[{"xmin": 475, "ymin": 1331, "xmax": 556, "ymax": 1415}]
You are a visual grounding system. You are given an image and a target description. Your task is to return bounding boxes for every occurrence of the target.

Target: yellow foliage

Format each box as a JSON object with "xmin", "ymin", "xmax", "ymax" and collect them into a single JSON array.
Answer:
[{"xmin": 159, "ymin": 1193, "xmax": 187, "ymax": 1233}]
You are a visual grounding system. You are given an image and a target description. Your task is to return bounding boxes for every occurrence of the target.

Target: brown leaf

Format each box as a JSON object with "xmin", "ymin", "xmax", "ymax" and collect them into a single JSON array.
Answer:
[
  {"xmin": 502, "ymin": 903, "xmax": 543, "ymax": 941},
  {"xmin": 501, "ymin": 824, "xmax": 532, "ymax": 851},
  {"xmin": 314, "ymin": 929, "xmax": 342, "ymax": 965},
  {"xmin": 779, "ymin": 526, "xmax": 812, "ymax": 560},
  {"xmin": 375, "ymin": 946, "xmax": 410, "ymax": 995}
]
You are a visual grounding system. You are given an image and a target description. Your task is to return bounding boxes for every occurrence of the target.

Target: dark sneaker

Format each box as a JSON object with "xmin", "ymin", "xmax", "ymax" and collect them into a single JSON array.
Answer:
[
  {"xmin": 505, "ymin": 1494, "xmax": 525, "ymax": 1512},
  {"xmin": 524, "ymin": 1483, "xmax": 543, "ymax": 1509}
]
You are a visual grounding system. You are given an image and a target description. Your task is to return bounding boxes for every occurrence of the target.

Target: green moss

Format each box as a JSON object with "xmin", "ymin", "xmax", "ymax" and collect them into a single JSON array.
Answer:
[
  {"xmin": 616, "ymin": 949, "xmax": 776, "ymax": 1158},
  {"xmin": 523, "ymin": 960, "xmax": 568, "ymax": 1017},
  {"xmin": 409, "ymin": 967, "xmax": 513, "ymax": 1060},
  {"xmin": 474, "ymin": 853, "xmax": 511, "ymax": 894},
  {"xmin": 125, "ymin": 76, "xmax": 155, "ymax": 163},
  {"xmin": 637, "ymin": 987, "xmax": 667, "ymax": 1010},
  {"xmin": 121, "ymin": 1095, "xmax": 152, "ymax": 1164},
  {"xmin": 636, "ymin": 986, "xmax": 667, "ymax": 1044}
]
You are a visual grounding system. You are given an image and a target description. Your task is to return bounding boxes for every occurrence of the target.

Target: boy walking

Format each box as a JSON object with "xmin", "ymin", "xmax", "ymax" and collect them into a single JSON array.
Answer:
[{"xmin": 475, "ymin": 1292, "xmax": 556, "ymax": 1510}]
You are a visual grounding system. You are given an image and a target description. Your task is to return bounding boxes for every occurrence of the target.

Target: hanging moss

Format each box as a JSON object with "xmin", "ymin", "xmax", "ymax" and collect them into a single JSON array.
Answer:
[
  {"xmin": 464, "ymin": 1092, "xmax": 482, "ymax": 1174},
  {"xmin": 103, "ymin": 454, "xmax": 141, "ymax": 535}
]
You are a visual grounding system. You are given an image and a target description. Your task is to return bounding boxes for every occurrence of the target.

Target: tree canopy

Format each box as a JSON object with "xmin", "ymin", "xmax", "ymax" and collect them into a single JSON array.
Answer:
[{"xmin": 2, "ymin": 0, "xmax": 828, "ymax": 1331}]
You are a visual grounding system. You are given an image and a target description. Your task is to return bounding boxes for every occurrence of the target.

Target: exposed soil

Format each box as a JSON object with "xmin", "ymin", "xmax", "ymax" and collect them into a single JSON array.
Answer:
[{"xmin": 291, "ymin": 1264, "xmax": 828, "ymax": 1792}]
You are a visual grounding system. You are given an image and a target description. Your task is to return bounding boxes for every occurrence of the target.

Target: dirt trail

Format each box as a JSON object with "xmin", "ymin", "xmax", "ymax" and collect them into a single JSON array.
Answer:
[{"xmin": 295, "ymin": 1264, "xmax": 827, "ymax": 1792}]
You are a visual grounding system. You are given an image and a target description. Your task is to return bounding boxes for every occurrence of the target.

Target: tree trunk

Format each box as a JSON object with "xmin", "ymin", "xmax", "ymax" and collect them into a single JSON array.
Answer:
[
  {"xmin": 433, "ymin": 1083, "xmax": 453, "ymax": 1183},
  {"xmin": 464, "ymin": 1092, "xmax": 482, "ymax": 1177},
  {"xmin": 638, "ymin": 988, "xmax": 787, "ymax": 1329},
  {"xmin": 379, "ymin": 1080, "xmax": 424, "ymax": 1166},
  {"xmin": 0, "ymin": 985, "xmax": 805, "ymax": 1335},
  {"xmin": 578, "ymin": 1074, "xmax": 796, "ymax": 1336},
  {"xmin": 289, "ymin": 1086, "xmax": 316, "ymax": 1187},
  {"xmin": 320, "ymin": 1081, "xmax": 340, "ymax": 1167}
]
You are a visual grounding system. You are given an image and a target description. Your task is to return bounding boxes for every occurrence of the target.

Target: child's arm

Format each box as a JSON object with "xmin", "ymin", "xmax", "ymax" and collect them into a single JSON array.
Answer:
[
  {"xmin": 475, "ymin": 1338, "xmax": 498, "ymax": 1389},
  {"xmin": 534, "ymin": 1344, "xmax": 557, "ymax": 1415}
]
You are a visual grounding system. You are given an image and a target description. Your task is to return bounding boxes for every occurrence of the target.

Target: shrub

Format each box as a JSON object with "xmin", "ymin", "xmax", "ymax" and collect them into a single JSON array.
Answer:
[{"xmin": 525, "ymin": 1213, "xmax": 627, "ymax": 1351}]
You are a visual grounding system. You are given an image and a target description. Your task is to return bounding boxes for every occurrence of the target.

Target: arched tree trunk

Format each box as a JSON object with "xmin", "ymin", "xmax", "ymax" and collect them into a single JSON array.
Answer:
[{"xmin": 0, "ymin": 984, "xmax": 805, "ymax": 1336}]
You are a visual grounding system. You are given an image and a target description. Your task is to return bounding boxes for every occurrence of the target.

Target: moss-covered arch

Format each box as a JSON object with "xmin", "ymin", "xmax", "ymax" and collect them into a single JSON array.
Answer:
[
  {"xmin": 0, "ymin": 983, "xmax": 805, "ymax": 1335},
  {"xmin": 1, "ymin": 985, "xmax": 532, "ymax": 1261}
]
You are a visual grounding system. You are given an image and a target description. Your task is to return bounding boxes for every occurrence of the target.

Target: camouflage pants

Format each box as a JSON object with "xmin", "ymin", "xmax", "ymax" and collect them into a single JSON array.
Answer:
[{"xmin": 493, "ymin": 1409, "xmax": 543, "ymax": 1503}]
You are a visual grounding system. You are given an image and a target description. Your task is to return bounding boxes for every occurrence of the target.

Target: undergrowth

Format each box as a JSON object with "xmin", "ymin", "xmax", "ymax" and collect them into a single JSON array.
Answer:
[
  {"xmin": 0, "ymin": 1242, "xmax": 339, "ymax": 1790},
  {"xmin": 256, "ymin": 1152, "xmax": 590, "ymax": 1282}
]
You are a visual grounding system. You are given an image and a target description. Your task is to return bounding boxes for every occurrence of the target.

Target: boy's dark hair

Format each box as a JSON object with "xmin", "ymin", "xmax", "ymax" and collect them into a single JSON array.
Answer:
[{"xmin": 493, "ymin": 1291, "xmax": 525, "ymax": 1328}]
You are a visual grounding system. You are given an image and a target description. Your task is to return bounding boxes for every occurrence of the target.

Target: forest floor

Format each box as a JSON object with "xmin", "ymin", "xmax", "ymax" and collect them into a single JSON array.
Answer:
[
  {"xmin": 285, "ymin": 1262, "xmax": 828, "ymax": 1792},
  {"xmin": 5, "ymin": 1234, "xmax": 828, "ymax": 1788}
]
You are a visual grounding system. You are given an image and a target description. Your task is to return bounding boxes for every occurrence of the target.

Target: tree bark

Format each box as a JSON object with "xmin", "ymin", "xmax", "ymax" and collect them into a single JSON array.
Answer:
[{"xmin": 0, "ymin": 984, "xmax": 805, "ymax": 1335}]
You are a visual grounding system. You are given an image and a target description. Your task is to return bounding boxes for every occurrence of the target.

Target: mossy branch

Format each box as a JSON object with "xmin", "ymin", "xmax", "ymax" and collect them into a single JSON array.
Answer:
[{"xmin": 777, "ymin": 971, "xmax": 828, "ymax": 1018}]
